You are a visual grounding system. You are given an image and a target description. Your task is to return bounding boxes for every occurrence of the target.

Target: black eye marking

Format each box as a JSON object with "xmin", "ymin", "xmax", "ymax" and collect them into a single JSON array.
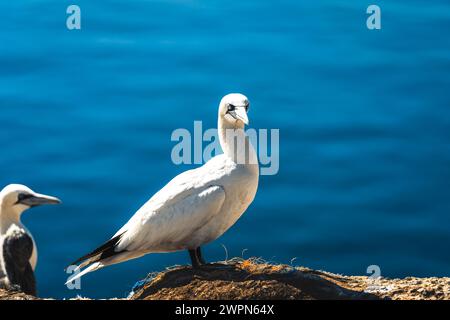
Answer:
[
  {"xmin": 227, "ymin": 104, "xmax": 236, "ymax": 112},
  {"xmin": 16, "ymin": 193, "xmax": 33, "ymax": 205},
  {"xmin": 245, "ymin": 103, "xmax": 250, "ymax": 112}
]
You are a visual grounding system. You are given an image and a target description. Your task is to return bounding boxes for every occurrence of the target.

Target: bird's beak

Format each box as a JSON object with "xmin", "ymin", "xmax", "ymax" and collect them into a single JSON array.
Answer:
[
  {"xmin": 230, "ymin": 107, "xmax": 249, "ymax": 125},
  {"xmin": 21, "ymin": 193, "xmax": 62, "ymax": 207}
]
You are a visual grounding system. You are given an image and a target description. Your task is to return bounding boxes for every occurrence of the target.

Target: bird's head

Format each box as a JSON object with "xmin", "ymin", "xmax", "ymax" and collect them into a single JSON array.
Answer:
[
  {"xmin": 0, "ymin": 184, "xmax": 61, "ymax": 215},
  {"xmin": 219, "ymin": 93, "xmax": 250, "ymax": 128}
]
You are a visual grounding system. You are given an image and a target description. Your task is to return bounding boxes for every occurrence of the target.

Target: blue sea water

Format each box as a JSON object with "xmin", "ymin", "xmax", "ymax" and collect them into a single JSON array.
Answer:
[{"xmin": 0, "ymin": 1, "xmax": 449, "ymax": 299}]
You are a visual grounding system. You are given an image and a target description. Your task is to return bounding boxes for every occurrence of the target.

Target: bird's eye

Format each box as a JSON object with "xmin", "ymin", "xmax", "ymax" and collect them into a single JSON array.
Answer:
[
  {"xmin": 227, "ymin": 104, "xmax": 235, "ymax": 112},
  {"xmin": 18, "ymin": 193, "xmax": 29, "ymax": 202},
  {"xmin": 245, "ymin": 104, "xmax": 250, "ymax": 112},
  {"xmin": 16, "ymin": 193, "xmax": 33, "ymax": 205}
]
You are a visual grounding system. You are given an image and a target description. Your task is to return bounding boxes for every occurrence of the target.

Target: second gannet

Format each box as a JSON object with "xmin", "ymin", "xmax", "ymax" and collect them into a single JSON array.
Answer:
[
  {"xmin": 67, "ymin": 93, "xmax": 259, "ymax": 283},
  {"xmin": 0, "ymin": 184, "xmax": 61, "ymax": 295}
]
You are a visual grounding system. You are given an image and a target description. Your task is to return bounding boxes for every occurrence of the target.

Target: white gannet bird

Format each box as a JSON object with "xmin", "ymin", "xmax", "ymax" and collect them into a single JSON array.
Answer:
[
  {"xmin": 0, "ymin": 184, "xmax": 61, "ymax": 295},
  {"xmin": 67, "ymin": 93, "xmax": 259, "ymax": 283}
]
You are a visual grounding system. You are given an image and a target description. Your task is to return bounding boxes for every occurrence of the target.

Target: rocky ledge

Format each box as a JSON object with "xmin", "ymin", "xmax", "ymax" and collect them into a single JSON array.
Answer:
[
  {"xmin": 129, "ymin": 259, "xmax": 450, "ymax": 300},
  {"xmin": 1, "ymin": 258, "xmax": 449, "ymax": 300}
]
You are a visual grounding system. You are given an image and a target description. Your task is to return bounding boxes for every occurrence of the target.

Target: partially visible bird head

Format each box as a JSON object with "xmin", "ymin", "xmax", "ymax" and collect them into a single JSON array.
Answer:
[
  {"xmin": 0, "ymin": 184, "xmax": 61, "ymax": 214},
  {"xmin": 219, "ymin": 93, "xmax": 250, "ymax": 128}
]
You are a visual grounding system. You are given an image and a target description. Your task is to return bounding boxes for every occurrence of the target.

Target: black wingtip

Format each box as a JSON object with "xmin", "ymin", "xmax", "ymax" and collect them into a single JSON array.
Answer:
[{"xmin": 66, "ymin": 233, "xmax": 125, "ymax": 269}]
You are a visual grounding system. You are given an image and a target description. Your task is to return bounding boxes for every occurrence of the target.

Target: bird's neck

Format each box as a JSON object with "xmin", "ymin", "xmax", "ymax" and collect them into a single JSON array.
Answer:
[
  {"xmin": 0, "ymin": 203, "xmax": 23, "ymax": 234},
  {"xmin": 218, "ymin": 120, "xmax": 258, "ymax": 167}
]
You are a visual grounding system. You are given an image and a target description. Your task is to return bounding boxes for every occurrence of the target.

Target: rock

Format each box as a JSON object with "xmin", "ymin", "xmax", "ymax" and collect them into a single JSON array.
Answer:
[
  {"xmin": 0, "ymin": 289, "xmax": 41, "ymax": 300},
  {"xmin": 129, "ymin": 259, "xmax": 450, "ymax": 300},
  {"xmin": 1, "ymin": 258, "xmax": 449, "ymax": 300}
]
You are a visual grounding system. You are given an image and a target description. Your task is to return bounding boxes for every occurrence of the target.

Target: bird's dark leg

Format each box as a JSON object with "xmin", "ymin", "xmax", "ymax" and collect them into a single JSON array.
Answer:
[
  {"xmin": 196, "ymin": 247, "xmax": 207, "ymax": 265},
  {"xmin": 188, "ymin": 249, "xmax": 201, "ymax": 268}
]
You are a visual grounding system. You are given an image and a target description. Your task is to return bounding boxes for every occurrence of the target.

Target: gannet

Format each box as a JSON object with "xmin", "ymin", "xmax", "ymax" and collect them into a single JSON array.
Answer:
[
  {"xmin": 0, "ymin": 184, "xmax": 61, "ymax": 295},
  {"xmin": 67, "ymin": 93, "xmax": 259, "ymax": 283}
]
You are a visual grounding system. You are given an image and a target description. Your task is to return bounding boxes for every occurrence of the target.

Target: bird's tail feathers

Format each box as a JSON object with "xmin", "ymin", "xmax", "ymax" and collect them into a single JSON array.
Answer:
[
  {"xmin": 67, "ymin": 233, "xmax": 125, "ymax": 269},
  {"xmin": 65, "ymin": 262, "xmax": 103, "ymax": 285},
  {"xmin": 65, "ymin": 251, "xmax": 146, "ymax": 285}
]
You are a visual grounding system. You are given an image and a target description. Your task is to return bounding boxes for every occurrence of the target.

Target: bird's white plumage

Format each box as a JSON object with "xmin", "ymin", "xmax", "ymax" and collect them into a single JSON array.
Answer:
[
  {"xmin": 114, "ymin": 153, "xmax": 257, "ymax": 254},
  {"xmin": 69, "ymin": 93, "xmax": 259, "ymax": 282}
]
